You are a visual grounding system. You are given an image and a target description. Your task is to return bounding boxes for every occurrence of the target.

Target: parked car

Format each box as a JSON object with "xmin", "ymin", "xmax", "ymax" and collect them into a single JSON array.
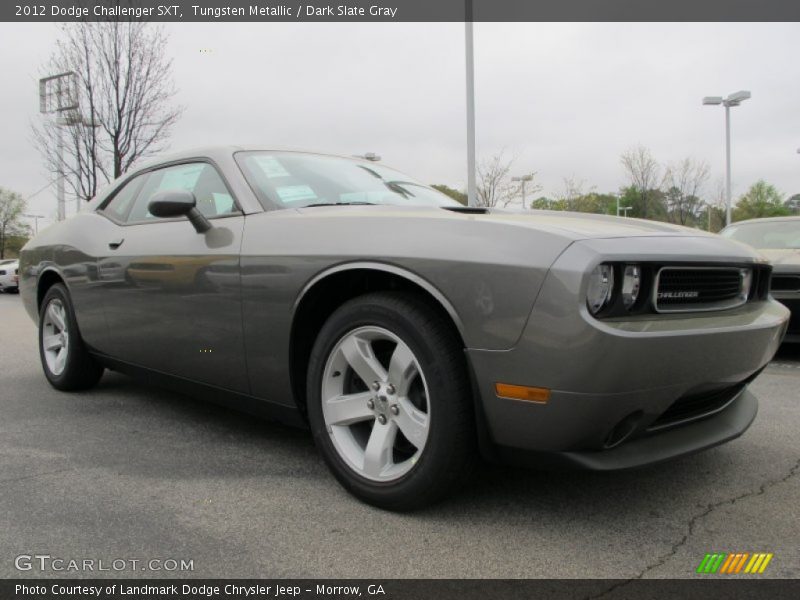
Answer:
[
  {"xmin": 721, "ymin": 216, "xmax": 800, "ymax": 343},
  {"xmin": 0, "ymin": 259, "xmax": 19, "ymax": 293},
  {"xmin": 19, "ymin": 147, "xmax": 789, "ymax": 509}
]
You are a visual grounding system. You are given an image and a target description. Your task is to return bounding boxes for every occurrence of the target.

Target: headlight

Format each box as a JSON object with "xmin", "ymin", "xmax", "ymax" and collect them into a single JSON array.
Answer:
[
  {"xmin": 586, "ymin": 264, "xmax": 614, "ymax": 314},
  {"xmin": 621, "ymin": 264, "xmax": 641, "ymax": 309}
]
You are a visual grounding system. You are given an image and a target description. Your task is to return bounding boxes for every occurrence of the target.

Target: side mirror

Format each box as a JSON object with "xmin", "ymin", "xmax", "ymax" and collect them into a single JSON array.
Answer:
[{"xmin": 148, "ymin": 189, "xmax": 211, "ymax": 233}]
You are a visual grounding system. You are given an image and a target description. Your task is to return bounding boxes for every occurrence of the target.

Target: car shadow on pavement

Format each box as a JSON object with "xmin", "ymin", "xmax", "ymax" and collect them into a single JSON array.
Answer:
[{"xmin": 64, "ymin": 369, "xmax": 776, "ymax": 522}]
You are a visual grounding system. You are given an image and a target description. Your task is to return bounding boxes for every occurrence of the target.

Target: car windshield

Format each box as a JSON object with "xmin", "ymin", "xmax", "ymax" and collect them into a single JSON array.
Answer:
[
  {"xmin": 721, "ymin": 220, "xmax": 800, "ymax": 249},
  {"xmin": 235, "ymin": 151, "xmax": 459, "ymax": 209}
]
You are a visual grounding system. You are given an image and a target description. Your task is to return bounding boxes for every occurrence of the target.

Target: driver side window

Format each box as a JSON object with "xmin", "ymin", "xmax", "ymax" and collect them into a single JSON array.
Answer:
[{"xmin": 127, "ymin": 162, "xmax": 237, "ymax": 223}]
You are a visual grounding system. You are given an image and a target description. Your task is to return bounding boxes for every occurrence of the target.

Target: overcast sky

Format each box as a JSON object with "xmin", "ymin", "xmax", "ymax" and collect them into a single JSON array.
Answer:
[{"xmin": 1, "ymin": 22, "xmax": 798, "ymax": 226}]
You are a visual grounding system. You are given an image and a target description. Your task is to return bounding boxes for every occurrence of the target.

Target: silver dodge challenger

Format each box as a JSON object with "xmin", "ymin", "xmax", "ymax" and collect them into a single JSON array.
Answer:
[{"xmin": 19, "ymin": 147, "xmax": 789, "ymax": 509}]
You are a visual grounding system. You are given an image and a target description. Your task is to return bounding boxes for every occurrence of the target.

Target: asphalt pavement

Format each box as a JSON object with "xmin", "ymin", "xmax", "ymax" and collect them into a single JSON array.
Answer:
[{"xmin": 0, "ymin": 292, "xmax": 798, "ymax": 579}]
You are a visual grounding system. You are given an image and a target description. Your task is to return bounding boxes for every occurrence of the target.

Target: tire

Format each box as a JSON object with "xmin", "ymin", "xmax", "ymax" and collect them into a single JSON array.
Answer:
[
  {"xmin": 306, "ymin": 292, "xmax": 475, "ymax": 510},
  {"xmin": 39, "ymin": 283, "xmax": 104, "ymax": 391}
]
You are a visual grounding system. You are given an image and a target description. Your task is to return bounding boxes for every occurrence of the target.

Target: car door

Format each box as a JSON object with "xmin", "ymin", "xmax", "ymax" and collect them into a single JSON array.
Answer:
[{"xmin": 95, "ymin": 160, "xmax": 248, "ymax": 393}]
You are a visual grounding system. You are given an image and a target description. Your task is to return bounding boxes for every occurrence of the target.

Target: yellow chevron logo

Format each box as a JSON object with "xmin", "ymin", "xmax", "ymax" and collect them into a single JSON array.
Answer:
[{"xmin": 696, "ymin": 552, "xmax": 774, "ymax": 574}]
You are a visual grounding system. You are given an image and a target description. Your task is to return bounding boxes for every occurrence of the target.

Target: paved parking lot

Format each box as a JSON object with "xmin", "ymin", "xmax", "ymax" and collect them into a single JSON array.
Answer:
[{"xmin": 0, "ymin": 291, "xmax": 798, "ymax": 579}]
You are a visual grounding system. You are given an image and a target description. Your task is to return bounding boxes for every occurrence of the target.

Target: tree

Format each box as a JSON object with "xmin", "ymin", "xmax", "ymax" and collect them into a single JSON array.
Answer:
[
  {"xmin": 699, "ymin": 179, "xmax": 727, "ymax": 232},
  {"xmin": 554, "ymin": 176, "xmax": 595, "ymax": 211},
  {"xmin": 572, "ymin": 192, "xmax": 618, "ymax": 215},
  {"xmin": 33, "ymin": 22, "xmax": 183, "ymax": 203},
  {"xmin": 733, "ymin": 180, "xmax": 790, "ymax": 221},
  {"xmin": 618, "ymin": 185, "xmax": 668, "ymax": 221},
  {"xmin": 475, "ymin": 152, "xmax": 513, "ymax": 208},
  {"xmin": 431, "ymin": 184, "xmax": 467, "ymax": 205},
  {"xmin": 0, "ymin": 188, "xmax": 31, "ymax": 259},
  {"xmin": 661, "ymin": 158, "xmax": 710, "ymax": 225},
  {"xmin": 530, "ymin": 196, "xmax": 555, "ymax": 210},
  {"xmin": 474, "ymin": 152, "xmax": 541, "ymax": 208},
  {"xmin": 620, "ymin": 145, "xmax": 661, "ymax": 219}
]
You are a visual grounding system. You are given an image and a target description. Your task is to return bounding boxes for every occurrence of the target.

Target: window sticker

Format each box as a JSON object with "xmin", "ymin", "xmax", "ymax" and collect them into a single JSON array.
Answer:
[
  {"xmin": 252, "ymin": 156, "xmax": 291, "ymax": 179},
  {"xmin": 159, "ymin": 164, "xmax": 204, "ymax": 191},
  {"xmin": 275, "ymin": 185, "xmax": 317, "ymax": 204}
]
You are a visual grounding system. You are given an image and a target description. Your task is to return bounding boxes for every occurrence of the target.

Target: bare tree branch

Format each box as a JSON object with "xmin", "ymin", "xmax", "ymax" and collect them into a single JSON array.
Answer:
[
  {"xmin": 662, "ymin": 158, "xmax": 710, "ymax": 225},
  {"xmin": 32, "ymin": 21, "xmax": 184, "ymax": 204},
  {"xmin": 620, "ymin": 144, "xmax": 660, "ymax": 219},
  {"xmin": 475, "ymin": 151, "xmax": 537, "ymax": 208}
]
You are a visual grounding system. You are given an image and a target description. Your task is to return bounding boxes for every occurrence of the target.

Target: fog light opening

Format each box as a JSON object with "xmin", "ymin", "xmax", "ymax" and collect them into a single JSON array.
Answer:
[{"xmin": 603, "ymin": 411, "xmax": 643, "ymax": 449}]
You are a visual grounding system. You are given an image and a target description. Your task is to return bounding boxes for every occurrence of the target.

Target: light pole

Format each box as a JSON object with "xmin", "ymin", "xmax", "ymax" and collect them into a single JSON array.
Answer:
[
  {"xmin": 22, "ymin": 214, "xmax": 46, "ymax": 236},
  {"xmin": 702, "ymin": 90, "xmax": 751, "ymax": 226},
  {"xmin": 465, "ymin": 1, "xmax": 476, "ymax": 207},
  {"xmin": 616, "ymin": 197, "xmax": 632, "ymax": 217},
  {"xmin": 39, "ymin": 72, "xmax": 79, "ymax": 222},
  {"xmin": 511, "ymin": 174, "xmax": 534, "ymax": 209}
]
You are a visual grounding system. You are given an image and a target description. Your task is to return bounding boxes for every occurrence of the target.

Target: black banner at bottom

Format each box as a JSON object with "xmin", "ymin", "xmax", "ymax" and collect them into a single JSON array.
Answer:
[{"xmin": 3, "ymin": 579, "xmax": 800, "ymax": 600}]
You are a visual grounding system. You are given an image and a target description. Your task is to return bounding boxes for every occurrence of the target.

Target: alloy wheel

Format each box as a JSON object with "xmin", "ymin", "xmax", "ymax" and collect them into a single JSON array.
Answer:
[
  {"xmin": 42, "ymin": 299, "xmax": 69, "ymax": 376},
  {"xmin": 321, "ymin": 326, "xmax": 431, "ymax": 482}
]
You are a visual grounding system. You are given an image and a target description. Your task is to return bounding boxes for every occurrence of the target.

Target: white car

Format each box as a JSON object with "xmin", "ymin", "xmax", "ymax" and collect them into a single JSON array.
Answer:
[{"xmin": 0, "ymin": 259, "xmax": 19, "ymax": 293}]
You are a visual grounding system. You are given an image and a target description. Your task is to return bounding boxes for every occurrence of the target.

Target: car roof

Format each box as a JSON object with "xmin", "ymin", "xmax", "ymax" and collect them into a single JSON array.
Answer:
[
  {"xmin": 133, "ymin": 145, "xmax": 386, "ymax": 171},
  {"xmin": 725, "ymin": 215, "xmax": 800, "ymax": 227}
]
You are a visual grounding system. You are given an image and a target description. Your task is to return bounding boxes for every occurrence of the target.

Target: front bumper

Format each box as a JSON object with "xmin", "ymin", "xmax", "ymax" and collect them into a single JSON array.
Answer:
[
  {"xmin": 772, "ymin": 296, "xmax": 799, "ymax": 343},
  {"xmin": 493, "ymin": 387, "xmax": 757, "ymax": 470},
  {"xmin": 467, "ymin": 237, "xmax": 789, "ymax": 468}
]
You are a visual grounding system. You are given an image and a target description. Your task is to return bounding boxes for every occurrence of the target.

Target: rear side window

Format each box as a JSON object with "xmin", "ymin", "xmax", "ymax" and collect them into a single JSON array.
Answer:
[{"xmin": 127, "ymin": 162, "xmax": 237, "ymax": 223}]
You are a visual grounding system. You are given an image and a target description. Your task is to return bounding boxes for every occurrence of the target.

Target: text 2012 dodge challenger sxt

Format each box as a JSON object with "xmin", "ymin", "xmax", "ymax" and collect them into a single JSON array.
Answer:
[{"xmin": 19, "ymin": 147, "xmax": 789, "ymax": 509}]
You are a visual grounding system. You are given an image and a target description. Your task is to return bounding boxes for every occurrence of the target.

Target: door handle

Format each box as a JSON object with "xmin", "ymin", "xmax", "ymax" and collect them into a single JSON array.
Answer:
[{"xmin": 108, "ymin": 238, "xmax": 124, "ymax": 250}]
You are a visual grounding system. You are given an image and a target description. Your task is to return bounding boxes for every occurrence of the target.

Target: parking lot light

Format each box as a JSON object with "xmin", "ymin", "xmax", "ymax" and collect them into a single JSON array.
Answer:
[{"xmin": 702, "ymin": 90, "xmax": 751, "ymax": 226}]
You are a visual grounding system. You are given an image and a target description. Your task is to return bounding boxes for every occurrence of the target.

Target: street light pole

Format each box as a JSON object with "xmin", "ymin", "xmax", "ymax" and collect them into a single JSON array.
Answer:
[
  {"xmin": 22, "ymin": 214, "xmax": 46, "ymax": 235},
  {"xmin": 465, "ymin": 1, "xmax": 476, "ymax": 207},
  {"xmin": 724, "ymin": 104, "xmax": 732, "ymax": 226},
  {"xmin": 616, "ymin": 196, "xmax": 632, "ymax": 217},
  {"xmin": 511, "ymin": 174, "xmax": 533, "ymax": 209},
  {"xmin": 702, "ymin": 90, "xmax": 751, "ymax": 227},
  {"xmin": 39, "ymin": 71, "xmax": 79, "ymax": 222}
]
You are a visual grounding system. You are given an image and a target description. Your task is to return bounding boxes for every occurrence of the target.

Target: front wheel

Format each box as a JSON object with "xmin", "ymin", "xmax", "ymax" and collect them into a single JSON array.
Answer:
[
  {"xmin": 306, "ymin": 292, "xmax": 474, "ymax": 510},
  {"xmin": 39, "ymin": 283, "xmax": 104, "ymax": 391}
]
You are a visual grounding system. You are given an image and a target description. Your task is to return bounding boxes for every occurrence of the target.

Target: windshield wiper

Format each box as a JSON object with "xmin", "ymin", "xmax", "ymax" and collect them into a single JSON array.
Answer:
[{"xmin": 304, "ymin": 201, "xmax": 376, "ymax": 207}]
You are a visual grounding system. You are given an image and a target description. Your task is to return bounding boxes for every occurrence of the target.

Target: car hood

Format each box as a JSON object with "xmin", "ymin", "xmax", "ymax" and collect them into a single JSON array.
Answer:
[
  {"xmin": 472, "ymin": 208, "xmax": 713, "ymax": 239},
  {"xmin": 298, "ymin": 205, "xmax": 716, "ymax": 241},
  {"xmin": 756, "ymin": 248, "xmax": 800, "ymax": 269}
]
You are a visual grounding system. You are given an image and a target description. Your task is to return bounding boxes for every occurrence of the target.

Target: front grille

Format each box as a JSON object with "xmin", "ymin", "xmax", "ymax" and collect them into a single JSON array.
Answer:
[
  {"xmin": 654, "ymin": 266, "xmax": 749, "ymax": 313},
  {"xmin": 649, "ymin": 384, "xmax": 745, "ymax": 431},
  {"xmin": 772, "ymin": 275, "xmax": 800, "ymax": 293}
]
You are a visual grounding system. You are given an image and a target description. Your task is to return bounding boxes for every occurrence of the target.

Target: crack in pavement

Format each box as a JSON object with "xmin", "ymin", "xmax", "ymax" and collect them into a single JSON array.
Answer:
[{"xmin": 585, "ymin": 456, "xmax": 800, "ymax": 599}]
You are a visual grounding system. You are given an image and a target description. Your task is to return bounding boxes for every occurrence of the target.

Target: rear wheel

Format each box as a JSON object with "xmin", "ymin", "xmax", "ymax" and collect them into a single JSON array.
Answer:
[
  {"xmin": 306, "ymin": 292, "xmax": 474, "ymax": 510},
  {"xmin": 39, "ymin": 283, "xmax": 104, "ymax": 391}
]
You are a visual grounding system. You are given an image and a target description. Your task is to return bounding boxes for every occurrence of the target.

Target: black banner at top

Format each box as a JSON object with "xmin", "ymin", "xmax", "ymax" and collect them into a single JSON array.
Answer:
[{"xmin": 4, "ymin": 0, "xmax": 800, "ymax": 23}]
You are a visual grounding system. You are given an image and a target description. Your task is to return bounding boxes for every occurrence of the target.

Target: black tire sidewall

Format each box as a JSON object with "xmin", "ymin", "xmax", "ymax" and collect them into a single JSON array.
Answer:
[{"xmin": 307, "ymin": 294, "xmax": 472, "ymax": 510}]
